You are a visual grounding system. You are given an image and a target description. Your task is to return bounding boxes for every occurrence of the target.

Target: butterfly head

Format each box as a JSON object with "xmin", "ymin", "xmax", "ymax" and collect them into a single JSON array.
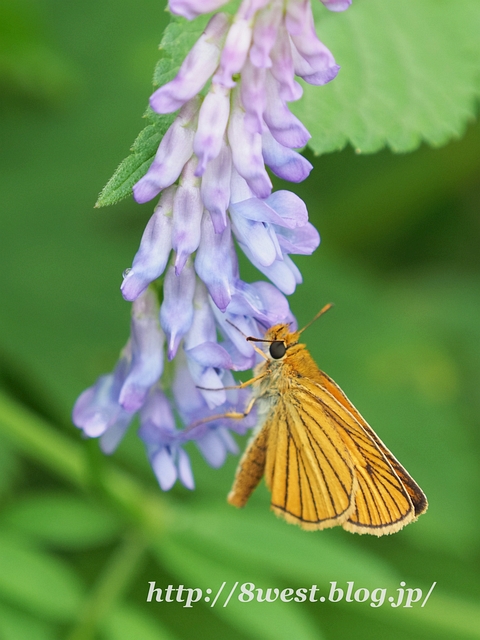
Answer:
[{"xmin": 245, "ymin": 323, "xmax": 300, "ymax": 362}]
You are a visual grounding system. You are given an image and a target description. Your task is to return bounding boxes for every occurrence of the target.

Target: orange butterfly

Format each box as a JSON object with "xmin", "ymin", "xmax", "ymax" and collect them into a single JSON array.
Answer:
[{"xmin": 224, "ymin": 304, "xmax": 427, "ymax": 535}]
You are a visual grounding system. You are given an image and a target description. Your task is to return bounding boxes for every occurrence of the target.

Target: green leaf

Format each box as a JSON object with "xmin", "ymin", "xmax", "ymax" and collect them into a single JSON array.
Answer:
[
  {"xmin": 1, "ymin": 492, "xmax": 120, "ymax": 550},
  {"xmin": 294, "ymin": 0, "xmax": 480, "ymax": 154},
  {"xmin": 154, "ymin": 537, "xmax": 324, "ymax": 640},
  {"xmin": 0, "ymin": 602, "xmax": 55, "ymax": 640},
  {"xmin": 0, "ymin": 532, "xmax": 84, "ymax": 621},
  {"xmin": 102, "ymin": 604, "xmax": 178, "ymax": 640}
]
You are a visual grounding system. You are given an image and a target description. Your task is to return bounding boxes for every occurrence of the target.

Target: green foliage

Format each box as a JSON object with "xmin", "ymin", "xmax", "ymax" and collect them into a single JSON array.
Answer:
[
  {"xmin": 296, "ymin": 0, "xmax": 480, "ymax": 154},
  {"xmin": 1, "ymin": 0, "xmax": 480, "ymax": 639},
  {"xmin": 154, "ymin": 538, "xmax": 324, "ymax": 640},
  {"xmin": 0, "ymin": 602, "xmax": 56, "ymax": 640},
  {"xmin": 0, "ymin": 0, "xmax": 76, "ymax": 105},
  {"xmin": 1, "ymin": 492, "xmax": 120, "ymax": 549},
  {"xmin": 0, "ymin": 532, "xmax": 84, "ymax": 621},
  {"xmin": 102, "ymin": 605, "xmax": 178, "ymax": 640}
]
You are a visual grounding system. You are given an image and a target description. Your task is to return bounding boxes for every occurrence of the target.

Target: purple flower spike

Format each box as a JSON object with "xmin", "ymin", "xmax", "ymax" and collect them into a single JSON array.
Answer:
[
  {"xmin": 195, "ymin": 215, "xmax": 235, "ymax": 311},
  {"xmin": 194, "ymin": 84, "xmax": 231, "ymax": 175},
  {"xmin": 150, "ymin": 14, "xmax": 228, "ymax": 114},
  {"xmin": 321, "ymin": 0, "xmax": 352, "ymax": 11},
  {"xmin": 121, "ymin": 188, "xmax": 174, "ymax": 301},
  {"xmin": 262, "ymin": 128, "xmax": 313, "ymax": 182},
  {"xmin": 169, "ymin": 0, "xmax": 229, "ymax": 20},
  {"xmin": 133, "ymin": 98, "xmax": 199, "ymax": 204},
  {"xmin": 160, "ymin": 263, "xmax": 196, "ymax": 359},
  {"xmin": 118, "ymin": 290, "xmax": 164, "ymax": 413},
  {"xmin": 75, "ymin": 0, "xmax": 347, "ymax": 490},
  {"xmin": 172, "ymin": 160, "xmax": 203, "ymax": 274},
  {"xmin": 213, "ymin": 19, "xmax": 253, "ymax": 89}
]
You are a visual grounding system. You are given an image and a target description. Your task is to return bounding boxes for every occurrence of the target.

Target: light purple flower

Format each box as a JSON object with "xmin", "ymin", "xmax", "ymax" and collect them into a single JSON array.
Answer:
[
  {"xmin": 133, "ymin": 98, "xmax": 199, "ymax": 204},
  {"xmin": 118, "ymin": 290, "xmax": 164, "ymax": 413},
  {"xmin": 171, "ymin": 159, "xmax": 203, "ymax": 274},
  {"xmin": 160, "ymin": 262, "xmax": 196, "ymax": 359},
  {"xmin": 121, "ymin": 188, "xmax": 174, "ymax": 302},
  {"xmin": 139, "ymin": 389, "xmax": 195, "ymax": 490},
  {"xmin": 150, "ymin": 14, "xmax": 229, "ymax": 114},
  {"xmin": 194, "ymin": 215, "xmax": 236, "ymax": 312},
  {"xmin": 194, "ymin": 83, "xmax": 230, "ymax": 174},
  {"xmin": 200, "ymin": 143, "xmax": 232, "ymax": 233},
  {"xmin": 73, "ymin": 352, "xmax": 133, "ymax": 439}
]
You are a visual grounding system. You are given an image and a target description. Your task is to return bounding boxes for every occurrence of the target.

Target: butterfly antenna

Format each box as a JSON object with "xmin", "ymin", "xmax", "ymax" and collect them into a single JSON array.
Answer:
[
  {"xmin": 225, "ymin": 320, "xmax": 271, "ymax": 361},
  {"xmin": 226, "ymin": 318, "xmax": 249, "ymax": 339},
  {"xmin": 298, "ymin": 303, "xmax": 334, "ymax": 335}
]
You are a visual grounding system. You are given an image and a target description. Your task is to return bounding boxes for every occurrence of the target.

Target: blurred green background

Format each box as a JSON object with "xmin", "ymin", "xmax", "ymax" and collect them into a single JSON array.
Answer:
[{"xmin": 1, "ymin": 0, "xmax": 480, "ymax": 639}]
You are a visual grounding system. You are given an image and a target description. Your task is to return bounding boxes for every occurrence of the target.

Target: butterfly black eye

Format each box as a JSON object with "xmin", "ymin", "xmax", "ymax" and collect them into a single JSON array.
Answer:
[{"xmin": 269, "ymin": 341, "xmax": 286, "ymax": 359}]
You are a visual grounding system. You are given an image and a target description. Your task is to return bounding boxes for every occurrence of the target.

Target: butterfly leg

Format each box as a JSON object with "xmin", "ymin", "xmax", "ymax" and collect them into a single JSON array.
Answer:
[
  {"xmin": 196, "ymin": 371, "xmax": 267, "ymax": 393},
  {"xmin": 185, "ymin": 389, "xmax": 260, "ymax": 432}
]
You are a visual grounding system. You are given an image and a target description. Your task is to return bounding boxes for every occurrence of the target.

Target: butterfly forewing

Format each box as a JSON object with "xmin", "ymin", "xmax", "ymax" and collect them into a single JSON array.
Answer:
[
  {"xmin": 316, "ymin": 371, "xmax": 428, "ymax": 518},
  {"xmin": 264, "ymin": 392, "xmax": 357, "ymax": 530},
  {"xmin": 298, "ymin": 376, "xmax": 420, "ymax": 535}
]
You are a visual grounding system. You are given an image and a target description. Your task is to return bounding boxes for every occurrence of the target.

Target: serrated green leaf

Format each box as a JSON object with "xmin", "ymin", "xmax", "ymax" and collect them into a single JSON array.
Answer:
[
  {"xmin": 0, "ymin": 602, "xmax": 55, "ymax": 640},
  {"xmin": 102, "ymin": 604, "xmax": 178, "ymax": 640},
  {"xmin": 0, "ymin": 532, "xmax": 84, "ymax": 621},
  {"xmin": 154, "ymin": 538, "xmax": 324, "ymax": 640},
  {"xmin": 1, "ymin": 492, "xmax": 121, "ymax": 550},
  {"xmin": 294, "ymin": 0, "xmax": 480, "ymax": 154}
]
